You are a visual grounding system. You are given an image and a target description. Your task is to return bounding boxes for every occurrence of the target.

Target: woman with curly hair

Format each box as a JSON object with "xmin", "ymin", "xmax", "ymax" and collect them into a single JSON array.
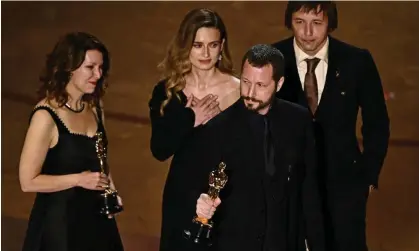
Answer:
[
  {"xmin": 19, "ymin": 32, "xmax": 124, "ymax": 251},
  {"xmin": 148, "ymin": 8, "xmax": 240, "ymax": 251}
]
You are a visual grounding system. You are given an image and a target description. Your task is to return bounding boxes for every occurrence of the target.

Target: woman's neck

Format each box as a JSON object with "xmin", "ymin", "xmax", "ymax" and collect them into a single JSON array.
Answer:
[
  {"xmin": 187, "ymin": 67, "xmax": 219, "ymax": 90},
  {"xmin": 65, "ymin": 84, "xmax": 84, "ymax": 110}
]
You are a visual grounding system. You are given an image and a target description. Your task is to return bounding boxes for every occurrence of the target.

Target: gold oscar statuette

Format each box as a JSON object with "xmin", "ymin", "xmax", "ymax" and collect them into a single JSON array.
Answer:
[
  {"xmin": 183, "ymin": 162, "xmax": 228, "ymax": 246},
  {"xmin": 95, "ymin": 132, "xmax": 123, "ymax": 216}
]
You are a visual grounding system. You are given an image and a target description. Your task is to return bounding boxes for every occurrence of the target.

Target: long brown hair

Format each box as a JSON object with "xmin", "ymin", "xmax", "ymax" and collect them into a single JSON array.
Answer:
[
  {"xmin": 38, "ymin": 32, "xmax": 110, "ymax": 107},
  {"xmin": 158, "ymin": 8, "xmax": 234, "ymax": 115}
]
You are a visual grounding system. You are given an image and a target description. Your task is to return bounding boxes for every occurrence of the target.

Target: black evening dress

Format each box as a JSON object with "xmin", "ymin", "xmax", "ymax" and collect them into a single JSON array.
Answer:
[{"xmin": 22, "ymin": 106, "xmax": 124, "ymax": 251}]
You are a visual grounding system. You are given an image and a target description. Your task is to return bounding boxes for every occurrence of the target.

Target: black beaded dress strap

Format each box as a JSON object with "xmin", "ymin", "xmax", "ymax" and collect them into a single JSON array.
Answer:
[{"xmin": 29, "ymin": 106, "xmax": 67, "ymax": 134}]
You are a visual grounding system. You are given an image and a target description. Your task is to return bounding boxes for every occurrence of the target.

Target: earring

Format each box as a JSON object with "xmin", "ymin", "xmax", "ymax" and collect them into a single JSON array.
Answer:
[{"xmin": 218, "ymin": 54, "xmax": 222, "ymax": 61}]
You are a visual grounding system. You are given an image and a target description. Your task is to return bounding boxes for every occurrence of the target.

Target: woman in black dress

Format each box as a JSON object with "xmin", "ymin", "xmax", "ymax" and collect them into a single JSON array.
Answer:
[
  {"xmin": 148, "ymin": 8, "xmax": 240, "ymax": 251},
  {"xmin": 19, "ymin": 32, "xmax": 124, "ymax": 251}
]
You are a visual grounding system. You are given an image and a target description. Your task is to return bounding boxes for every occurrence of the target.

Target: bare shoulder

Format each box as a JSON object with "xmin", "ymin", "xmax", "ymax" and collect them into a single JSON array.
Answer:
[
  {"xmin": 220, "ymin": 73, "xmax": 240, "ymax": 93},
  {"xmin": 227, "ymin": 75, "xmax": 240, "ymax": 89},
  {"xmin": 217, "ymin": 74, "xmax": 240, "ymax": 111},
  {"xmin": 34, "ymin": 98, "xmax": 59, "ymax": 110},
  {"xmin": 31, "ymin": 98, "xmax": 56, "ymax": 128},
  {"xmin": 29, "ymin": 109, "xmax": 55, "ymax": 132}
]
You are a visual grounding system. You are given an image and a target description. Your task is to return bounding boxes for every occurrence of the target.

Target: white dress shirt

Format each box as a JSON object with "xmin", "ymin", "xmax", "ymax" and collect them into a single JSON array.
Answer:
[{"xmin": 293, "ymin": 37, "xmax": 329, "ymax": 104}]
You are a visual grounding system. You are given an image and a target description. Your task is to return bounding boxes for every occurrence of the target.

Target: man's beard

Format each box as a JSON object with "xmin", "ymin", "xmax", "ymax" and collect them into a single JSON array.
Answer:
[{"xmin": 242, "ymin": 94, "xmax": 274, "ymax": 113}]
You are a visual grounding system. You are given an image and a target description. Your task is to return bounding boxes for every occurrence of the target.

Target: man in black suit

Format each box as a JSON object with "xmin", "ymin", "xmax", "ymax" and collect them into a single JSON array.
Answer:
[
  {"xmin": 272, "ymin": 2, "xmax": 390, "ymax": 251},
  {"xmin": 193, "ymin": 44, "xmax": 324, "ymax": 251}
]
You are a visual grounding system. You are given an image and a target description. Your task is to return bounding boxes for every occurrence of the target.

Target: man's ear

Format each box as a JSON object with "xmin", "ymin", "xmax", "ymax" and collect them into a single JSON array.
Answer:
[{"xmin": 276, "ymin": 76, "xmax": 285, "ymax": 92}]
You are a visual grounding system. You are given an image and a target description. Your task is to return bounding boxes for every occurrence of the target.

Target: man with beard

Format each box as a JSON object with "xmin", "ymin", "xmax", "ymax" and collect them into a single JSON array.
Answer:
[{"xmin": 190, "ymin": 44, "xmax": 325, "ymax": 251}]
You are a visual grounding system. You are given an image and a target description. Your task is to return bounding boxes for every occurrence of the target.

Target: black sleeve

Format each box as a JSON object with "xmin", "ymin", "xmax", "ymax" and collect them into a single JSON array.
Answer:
[
  {"xmin": 358, "ymin": 50, "xmax": 390, "ymax": 188},
  {"xmin": 148, "ymin": 81, "xmax": 195, "ymax": 161}
]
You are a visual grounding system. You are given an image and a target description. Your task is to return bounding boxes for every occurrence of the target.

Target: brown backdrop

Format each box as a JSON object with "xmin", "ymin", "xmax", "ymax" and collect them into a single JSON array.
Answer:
[{"xmin": 2, "ymin": 2, "xmax": 419, "ymax": 251}]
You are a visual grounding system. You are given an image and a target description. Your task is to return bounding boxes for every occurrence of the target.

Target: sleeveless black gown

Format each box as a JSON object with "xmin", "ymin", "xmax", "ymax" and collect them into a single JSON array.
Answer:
[{"xmin": 22, "ymin": 106, "xmax": 124, "ymax": 251}]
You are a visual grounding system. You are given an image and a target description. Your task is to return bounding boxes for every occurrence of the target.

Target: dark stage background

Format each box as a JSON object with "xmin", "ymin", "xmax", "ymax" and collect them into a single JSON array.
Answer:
[{"xmin": 2, "ymin": 2, "xmax": 419, "ymax": 251}]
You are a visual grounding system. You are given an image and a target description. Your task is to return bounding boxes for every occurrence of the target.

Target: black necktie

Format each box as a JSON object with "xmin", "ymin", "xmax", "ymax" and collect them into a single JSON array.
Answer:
[{"xmin": 263, "ymin": 117, "xmax": 275, "ymax": 176}]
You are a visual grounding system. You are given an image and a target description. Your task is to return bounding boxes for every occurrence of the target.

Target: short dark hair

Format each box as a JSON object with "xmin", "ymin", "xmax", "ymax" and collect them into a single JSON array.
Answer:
[
  {"xmin": 240, "ymin": 44, "xmax": 285, "ymax": 83},
  {"xmin": 285, "ymin": 1, "xmax": 338, "ymax": 32}
]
